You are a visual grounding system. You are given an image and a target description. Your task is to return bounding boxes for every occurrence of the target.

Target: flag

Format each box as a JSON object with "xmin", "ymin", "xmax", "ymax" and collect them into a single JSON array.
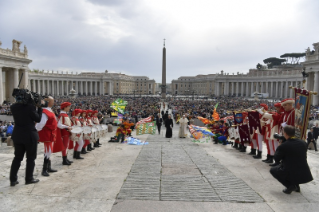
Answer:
[
  {"xmin": 198, "ymin": 116, "xmax": 211, "ymax": 125},
  {"xmin": 214, "ymin": 103, "xmax": 219, "ymax": 109},
  {"xmin": 135, "ymin": 116, "xmax": 152, "ymax": 126},
  {"xmin": 191, "ymin": 125, "xmax": 215, "ymax": 136},
  {"xmin": 111, "ymin": 98, "xmax": 128, "ymax": 114},
  {"xmin": 136, "ymin": 121, "xmax": 156, "ymax": 135},
  {"xmin": 212, "ymin": 107, "xmax": 220, "ymax": 121}
]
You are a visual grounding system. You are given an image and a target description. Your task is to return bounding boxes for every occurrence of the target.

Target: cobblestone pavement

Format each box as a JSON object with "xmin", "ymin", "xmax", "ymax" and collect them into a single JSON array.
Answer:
[{"xmin": 117, "ymin": 132, "xmax": 263, "ymax": 203}]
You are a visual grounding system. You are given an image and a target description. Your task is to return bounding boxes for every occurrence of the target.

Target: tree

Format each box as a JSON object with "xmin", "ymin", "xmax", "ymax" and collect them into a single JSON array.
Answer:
[
  {"xmin": 280, "ymin": 53, "xmax": 306, "ymax": 64},
  {"xmin": 263, "ymin": 57, "xmax": 286, "ymax": 69}
]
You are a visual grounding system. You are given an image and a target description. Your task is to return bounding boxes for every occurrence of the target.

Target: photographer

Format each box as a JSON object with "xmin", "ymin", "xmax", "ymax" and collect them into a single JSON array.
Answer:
[
  {"xmin": 270, "ymin": 125, "xmax": 313, "ymax": 194},
  {"xmin": 9, "ymin": 96, "xmax": 43, "ymax": 186}
]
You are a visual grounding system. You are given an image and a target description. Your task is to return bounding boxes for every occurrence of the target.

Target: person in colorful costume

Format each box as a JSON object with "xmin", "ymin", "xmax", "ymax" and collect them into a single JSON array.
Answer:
[
  {"xmin": 116, "ymin": 124, "xmax": 126, "ymax": 143},
  {"xmin": 36, "ymin": 96, "xmax": 59, "ymax": 177},
  {"xmin": 86, "ymin": 110, "xmax": 98, "ymax": 149},
  {"xmin": 71, "ymin": 109, "xmax": 84, "ymax": 159},
  {"xmin": 92, "ymin": 110, "xmax": 102, "ymax": 147},
  {"xmin": 79, "ymin": 110, "xmax": 93, "ymax": 154},
  {"xmin": 57, "ymin": 102, "xmax": 73, "ymax": 165}
]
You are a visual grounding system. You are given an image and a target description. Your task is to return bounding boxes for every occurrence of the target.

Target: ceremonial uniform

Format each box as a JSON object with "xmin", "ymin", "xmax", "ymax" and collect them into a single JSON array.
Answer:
[
  {"xmin": 92, "ymin": 111, "xmax": 101, "ymax": 147},
  {"xmin": 36, "ymin": 107, "xmax": 59, "ymax": 176},
  {"xmin": 57, "ymin": 102, "xmax": 73, "ymax": 165},
  {"xmin": 79, "ymin": 110, "xmax": 93, "ymax": 153},
  {"xmin": 71, "ymin": 109, "xmax": 84, "ymax": 159},
  {"xmin": 86, "ymin": 110, "xmax": 96, "ymax": 149}
]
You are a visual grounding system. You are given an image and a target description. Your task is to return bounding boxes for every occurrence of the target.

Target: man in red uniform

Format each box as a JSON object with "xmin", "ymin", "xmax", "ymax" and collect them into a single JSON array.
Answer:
[
  {"xmin": 87, "ymin": 110, "xmax": 98, "ymax": 148},
  {"xmin": 92, "ymin": 110, "xmax": 102, "ymax": 147},
  {"xmin": 57, "ymin": 102, "xmax": 73, "ymax": 165},
  {"xmin": 72, "ymin": 109, "xmax": 84, "ymax": 159},
  {"xmin": 36, "ymin": 96, "xmax": 58, "ymax": 177},
  {"xmin": 79, "ymin": 110, "xmax": 92, "ymax": 154}
]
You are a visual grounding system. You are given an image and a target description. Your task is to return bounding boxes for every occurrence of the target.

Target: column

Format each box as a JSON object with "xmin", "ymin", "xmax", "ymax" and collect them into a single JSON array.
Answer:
[
  {"xmin": 85, "ymin": 81, "xmax": 88, "ymax": 95},
  {"xmin": 66, "ymin": 80, "xmax": 69, "ymax": 95},
  {"xmin": 21, "ymin": 69, "xmax": 28, "ymax": 89},
  {"xmin": 260, "ymin": 82, "xmax": 263, "ymax": 93},
  {"xmin": 101, "ymin": 81, "xmax": 104, "ymax": 95},
  {"xmin": 251, "ymin": 82, "xmax": 254, "ymax": 96},
  {"xmin": 265, "ymin": 81, "xmax": 268, "ymax": 95},
  {"xmin": 75, "ymin": 81, "xmax": 79, "ymax": 93},
  {"xmin": 42, "ymin": 80, "xmax": 45, "ymax": 94},
  {"xmin": 246, "ymin": 82, "xmax": 249, "ymax": 97},
  {"xmin": 13, "ymin": 68, "xmax": 19, "ymax": 89},
  {"xmin": 81, "ymin": 81, "xmax": 84, "ymax": 95},
  {"xmin": 0, "ymin": 67, "xmax": 3, "ymax": 104},
  {"xmin": 236, "ymin": 82, "xmax": 239, "ymax": 96},
  {"xmin": 90, "ymin": 81, "xmax": 92, "ymax": 95},
  {"xmin": 270, "ymin": 82, "xmax": 273, "ymax": 97},
  {"xmin": 313, "ymin": 72, "xmax": 319, "ymax": 105},
  {"xmin": 256, "ymin": 82, "xmax": 259, "ymax": 93},
  {"xmin": 37, "ymin": 79, "xmax": 40, "ymax": 93},
  {"xmin": 231, "ymin": 82, "xmax": 234, "ymax": 96},
  {"xmin": 95, "ymin": 81, "xmax": 97, "ymax": 96},
  {"xmin": 275, "ymin": 82, "xmax": 278, "ymax": 98},
  {"xmin": 51, "ymin": 80, "xmax": 54, "ymax": 96},
  {"xmin": 56, "ymin": 80, "xmax": 59, "ymax": 96},
  {"xmin": 241, "ymin": 82, "xmax": 244, "ymax": 97}
]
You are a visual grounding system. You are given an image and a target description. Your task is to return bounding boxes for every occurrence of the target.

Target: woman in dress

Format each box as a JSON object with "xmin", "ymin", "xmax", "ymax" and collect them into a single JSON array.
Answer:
[{"xmin": 165, "ymin": 115, "xmax": 173, "ymax": 138}]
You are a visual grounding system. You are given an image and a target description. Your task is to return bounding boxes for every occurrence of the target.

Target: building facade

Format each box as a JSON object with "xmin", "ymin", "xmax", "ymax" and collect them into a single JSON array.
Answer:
[{"xmin": 0, "ymin": 39, "xmax": 156, "ymax": 103}]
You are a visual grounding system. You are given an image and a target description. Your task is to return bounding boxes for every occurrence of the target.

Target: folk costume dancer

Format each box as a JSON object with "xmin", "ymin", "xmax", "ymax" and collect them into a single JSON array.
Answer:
[
  {"xmin": 79, "ymin": 110, "xmax": 92, "ymax": 154},
  {"xmin": 86, "ymin": 110, "xmax": 97, "ymax": 149},
  {"xmin": 92, "ymin": 110, "xmax": 102, "ymax": 147},
  {"xmin": 57, "ymin": 102, "xmax": 73, "ymax": 165},
  {"xmin": 72, "ymin": 109, "xmax": 84, "ymax": 159},
  {"xmin": 260, "ymin": 103, "xmax": 283, "ymax": 164},
  {"xmin": 84, "ymin": 110, "xmax": 95, "ymax": 151},
  {"xmin": 239, "ymin": 113, "xmax": 251, "ymax": 152},
  {"xmin": 250, "ymin": 106, "xmax": 266, "ymax": 159},
  {"xmin": 36, "ymin": 96, "xmax": 58, "ymax": 177}
]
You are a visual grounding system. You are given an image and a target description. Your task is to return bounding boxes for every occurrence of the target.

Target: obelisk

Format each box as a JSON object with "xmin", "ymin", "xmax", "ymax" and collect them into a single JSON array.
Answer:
[{"xmin": 161, "ymin": 39, "xmax": 166, "ymax": 99}]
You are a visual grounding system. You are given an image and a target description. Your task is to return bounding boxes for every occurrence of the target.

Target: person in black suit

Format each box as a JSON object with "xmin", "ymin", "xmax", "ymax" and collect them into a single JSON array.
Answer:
[
  {"xmin": 155, "ymin": 113, "xmax": 163, "ymax": 134},
  {"xmin": 270, "ymin": 126, "xmax": 313, "ymax": 194},
  {"xmin": 9, "ymin": 102, "xmax": 43, "ymax": 186},
  {"xmin": 307, "ymin": 127, "xmax": 317, "ymax": 151},
  {"xmin": 165, "ymin": 115, "xmax": 173, "ymax": 138},
  {"xmin": 313, "ymin": 123, "xmax": 319, "ymax": 142}
]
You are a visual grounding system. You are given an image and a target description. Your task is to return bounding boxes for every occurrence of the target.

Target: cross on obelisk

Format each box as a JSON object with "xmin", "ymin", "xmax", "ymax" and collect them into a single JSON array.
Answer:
[{"xmin": 161, "ymin": 39, "xmax": 166, "ymax": 99}]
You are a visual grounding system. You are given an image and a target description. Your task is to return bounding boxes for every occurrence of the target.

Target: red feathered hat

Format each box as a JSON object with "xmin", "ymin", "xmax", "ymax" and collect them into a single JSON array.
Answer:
[
  {"xmin": 60, "ymin": 102, "xmax": 71, "ymax": 109},
  {"xmin": 81, "ymin": 110, "xmax": 87, "ymax": 114},
  {"xmin": 274, "ymin": 102, "xmax": 281, "ymax": 107},
  {"xmin": 74, "ymin": 109, "xmax": 82, "ymax": 115},
  {"xmin": 260, "ymin": 103, "xmax": 268, "ymax": 111},
  {"xmin": 93, "ymin": 110, "xmax": 98, "ymax": 114},
  {"xmin": 87, "ymin": 110, "xmax": 93, "ymax": 114},
  {"xmin": 281, "ymin": 98, "xmax": 295, "ymax": 105}
]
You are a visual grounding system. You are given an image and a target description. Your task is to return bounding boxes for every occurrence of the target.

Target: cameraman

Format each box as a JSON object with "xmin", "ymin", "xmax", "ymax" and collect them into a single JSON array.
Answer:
[
  {"xmin": 9, "ymin": 96, "xmax": 43, "ymax": 186},
  {"xmin": 270, "ymin": 125, "xmax": 313, "ymax": 194}
]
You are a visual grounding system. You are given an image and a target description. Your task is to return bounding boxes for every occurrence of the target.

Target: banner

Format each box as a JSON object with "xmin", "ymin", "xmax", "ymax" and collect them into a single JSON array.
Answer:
[
  {"xmin": 233, "ymin": 112, "xmax": 243, "ymax": 125},
  {"xmin": 111, "ymin": 98, "xmax": 128, "ymax": 114},
  {"xmin": 248, "ymin": 111, "xmax": 261, "ymax": 134},
  {"xmin": 136, "ymin": 116, "xmax": 152, "ymax": 126},
  {"xmin": 136, "ymin": 121, "xmax": 156, "ymax": 135},
  {"xmin": 188, "ymin": 125, "xmax": 210, "ymax": 143},
  {"xmin": 294, "ymin": 88, "xmax": 312, "ymax": 140},
  {"xmin": 111, "ymin": 112, "xmax": 118, "ymax": 117}
]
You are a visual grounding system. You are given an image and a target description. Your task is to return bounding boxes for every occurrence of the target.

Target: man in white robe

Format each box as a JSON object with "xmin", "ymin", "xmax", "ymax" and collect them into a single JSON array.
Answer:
[{"xmin": 179, "ymin": 115, "xmax": 189, "ymax": 138}]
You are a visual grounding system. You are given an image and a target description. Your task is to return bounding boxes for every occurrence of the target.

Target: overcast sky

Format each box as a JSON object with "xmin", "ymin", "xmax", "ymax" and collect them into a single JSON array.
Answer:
[{"xmin": 1, "ymin": 0, "xmax": 319, "ymax": 82}]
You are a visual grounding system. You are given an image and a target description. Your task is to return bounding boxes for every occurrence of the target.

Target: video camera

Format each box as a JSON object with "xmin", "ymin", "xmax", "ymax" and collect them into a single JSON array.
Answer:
[
  {"xmin": 11, "ymin": 73, "xmax": 48, "ymax": 107},
  {"xmin": 12, "ymin": 88, "xmax": 48, "ymax": 107},
  {"xmin": 273, "ymin": 133, "xmax": 286, "ymax": 142}
]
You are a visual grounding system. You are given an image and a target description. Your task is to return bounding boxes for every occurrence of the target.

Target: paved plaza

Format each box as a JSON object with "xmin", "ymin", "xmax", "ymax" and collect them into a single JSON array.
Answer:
[{"xmin": 0, "ymin": 122, "xmax": 319, "ymax": 211}]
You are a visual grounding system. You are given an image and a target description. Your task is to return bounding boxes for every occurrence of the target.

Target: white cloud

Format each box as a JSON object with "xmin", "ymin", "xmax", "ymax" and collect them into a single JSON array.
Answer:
[{"xmin": 0, "ymin": 0, "xmax": 317, "ymax": 83}]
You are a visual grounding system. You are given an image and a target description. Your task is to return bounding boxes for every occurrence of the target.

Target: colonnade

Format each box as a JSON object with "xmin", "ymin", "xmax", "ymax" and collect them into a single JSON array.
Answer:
[
  {"xmin": 215, "ymin": 80, "xmax": 303, "ymax": 98},
  {"xmin": 28, "ymin": 79, "xmax": 113, "ymax": 96}
]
